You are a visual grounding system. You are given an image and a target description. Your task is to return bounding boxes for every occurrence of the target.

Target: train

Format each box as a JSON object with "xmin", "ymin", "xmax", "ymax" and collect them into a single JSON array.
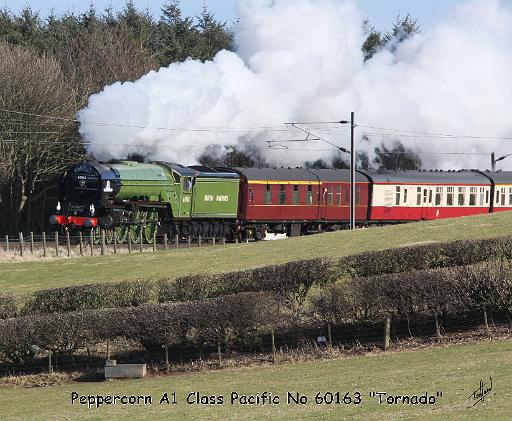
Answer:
[{"xmin": 50, "ymin": 160, "xmax": 512, "ymax": 243}]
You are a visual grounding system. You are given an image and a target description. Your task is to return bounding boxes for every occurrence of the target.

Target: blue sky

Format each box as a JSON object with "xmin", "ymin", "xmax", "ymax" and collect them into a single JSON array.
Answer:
[{"xmin": 2, "ymin": 0, "xmax": 466, "ymax": 30}]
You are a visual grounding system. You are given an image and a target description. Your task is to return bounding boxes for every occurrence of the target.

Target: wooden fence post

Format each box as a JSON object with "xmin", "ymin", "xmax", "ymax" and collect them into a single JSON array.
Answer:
[
  {"xmin": 101, "ymin": 229, "xmax": 106, "ymax": 256},
  {"xmin": 164, "ymin": 344, "xmax": 170, "ymax": 373},
  {"xmin": 113, "ymin": 231, "xmax": 117, "ymax": 255},
  {"xmin": 42, "ymin": 232, "xmax": 47, "ymax": 257},
  {"xmin": 128, "ymin": 232, "xmax": 132, "ymax": 254},
  {"xmin": 153, "ymin": 231, "xmax": 156, "ymax": 252},
  {"xmin": 66, "ymin": 231, "xmax": 71, "ymax": 257},
  {"xmin": 55, "ymin": 232, "xmax": 59, "ymax": 258},
  {"xmin": 212, "ymin": 237, "xmax": 216, "ymax": 246},
  {"xmin": 198, "ymin": 235, "xmax": 201, "ymax": 247},
  {"xmin": 222, "ymin": 237, "xmax": 226, "ymax": 245},
  {"xmin": 30, "ymin": 232, "xmax": 34, "ymax": 255},
  {"xmin": 89, "ymin": 231, "xmax": 94, "ymax": 256},
  {"xmin": 163, "ymin": 233, "xmax": 168, "ymax": 251},
  {"xmin": 484, "ymin": 309, "xmax": 490, "ymax": 335},
  {"xmin": 19, "ymin": 232, "xmax": 24, "ymax": 257},
  {"xmin": 175, "ymin": 234, "xmax": 179, "ymax": 249},
  {"xmin": 48, "ymin": 350, "xmax": 53, "ymax": 374},
  {"xmin": 5, "ymin": 235, "xmax": 8, "ymax": 252},
  {"xmin": 327, "ymin": 323, "xmax": 332, "ymax": 348},
  {"xmin": 271, "ymin": 329, "xmax": 276, "ymax": 362},
  {"xmin": 79, "ymin": 232, "xmax": 83, "ymax": 256},
  {"xmin": 139, "ymin": 230, "xmax": 143, "ymax": 252},
  {"xmin": 187, "ymin": 236, "xmax": 191, "ymax": 248},
  {"xmin": 217, "ymin": 337, "xmax": 222, "ymax": 366},
  {"xmin": 384, "ymin": 314, "xmax": 391, "ymax": 351},
  {"xmin": 434, "ymin": 313, "xmax": 441, "ymax": 341}
]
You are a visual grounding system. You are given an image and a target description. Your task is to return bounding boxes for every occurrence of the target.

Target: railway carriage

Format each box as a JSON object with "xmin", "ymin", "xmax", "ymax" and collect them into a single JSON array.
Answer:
[
  {"xmin": 364, "ymin": 170, "xmax": 492, "ymax": 222},
  {"xmin": 483, "ymin": 171, "xmax": 512, "ymax": 213}
]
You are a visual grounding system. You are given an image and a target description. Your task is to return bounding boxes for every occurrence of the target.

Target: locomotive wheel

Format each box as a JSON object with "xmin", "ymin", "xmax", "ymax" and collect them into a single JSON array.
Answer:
[
  {"xmin": 144, "ymin": 223, "xmax": 157, "ymax": 243},
  {"xmin": 115, "ymin": 226, "xmax": 128, "ymax": 244},
  {"xmin": 129, "ymin": 225, "xmax": 142, "ymax": 244},
  {"xmin": 92, "ymin": 227, "xmax": 101, "ymax": 245},
  {"xmin": 105, "ymin": 229, "xmax": 114, "ymax": 244}
]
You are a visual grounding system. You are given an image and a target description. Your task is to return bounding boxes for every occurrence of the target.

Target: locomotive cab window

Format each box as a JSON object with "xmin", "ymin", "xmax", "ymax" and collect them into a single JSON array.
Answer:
[
  {"xmin": 292, "ymin": 185, "xmax": 300, "ymax": 205},
  {"xmin": 265, "ymin": 184, "xmax": 272, "ymax": 205},
  {"xmin": 183, "ymin": 177, "xmax": 193, "ymax": 191},
  {"xmin": 306, "ymin": 185, "xmax": 313, "ymax": 205},
  {"xmin": 279, "ymin": 185, "xmax": 286, "ymax": 205}
]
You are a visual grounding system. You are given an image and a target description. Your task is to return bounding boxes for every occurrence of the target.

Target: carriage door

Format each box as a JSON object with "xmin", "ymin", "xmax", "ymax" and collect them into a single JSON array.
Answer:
[{"xmin": 319, "ymin": 184, "xmax": 328, "ymax": 220}]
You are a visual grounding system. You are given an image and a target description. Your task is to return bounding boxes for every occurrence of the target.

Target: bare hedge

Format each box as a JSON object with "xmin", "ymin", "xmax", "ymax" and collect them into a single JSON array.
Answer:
[{"xmin": 2, "ymin": 235, "xmax": 512, "ymax": 318}]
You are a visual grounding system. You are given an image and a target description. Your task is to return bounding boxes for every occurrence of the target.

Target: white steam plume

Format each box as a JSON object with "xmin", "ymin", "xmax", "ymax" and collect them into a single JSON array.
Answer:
[{"xmin": 78, "ymin": 0, "xmax": 512, "ymax": 170}]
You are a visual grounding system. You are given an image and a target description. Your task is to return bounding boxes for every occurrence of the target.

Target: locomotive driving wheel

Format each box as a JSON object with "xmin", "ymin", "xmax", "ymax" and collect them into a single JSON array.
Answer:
[
  {"xmin": 91, "ymin": 227, "xmax": 101, "ymax": 245},
  {"xmin": 115, "ymin": 226, "xmax": 128, "ymax": 244},
  {"xmin": 144, "ymin": 210, "xmax": 158, "ymax": 243},
  {"xmin": 105, "ymin": 229, "xmax": 114, "ymax": 244}
]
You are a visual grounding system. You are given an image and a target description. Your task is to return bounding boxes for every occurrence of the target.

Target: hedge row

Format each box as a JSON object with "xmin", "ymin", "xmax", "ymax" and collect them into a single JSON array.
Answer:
[
  {"xmin": 312, "ymin": 260, "xmax": 512, "ymax": 324},
  {"xmin": 2, "ymin": 260, "xmax": 511, "ymax": 365},
  {"xmin": 0, "ymin": 292, "xmax": 276, "ymax": 364},
  {"xmin": 3, "ymin": 235, "xmax": 512, "ymax": 318}
]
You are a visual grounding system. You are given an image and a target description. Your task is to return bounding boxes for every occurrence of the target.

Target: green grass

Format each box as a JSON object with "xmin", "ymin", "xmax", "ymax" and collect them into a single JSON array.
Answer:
[
  {"xmin": 1, "ymin": 339, "xmax": 511, "ymax": 420},
  {"xmin": 3, "ymin": 212, "xmax": 512, "ymax": 294}
]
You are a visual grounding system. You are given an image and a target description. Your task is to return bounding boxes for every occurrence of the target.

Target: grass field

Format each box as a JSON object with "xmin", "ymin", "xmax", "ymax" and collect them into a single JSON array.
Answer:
[
  {"xmin": 0, "ymin": 339, "xmax": 510, "ymax": 420},
  {"xmin": 3, "ymin": 211, "xmax": 512, "ymax": 294}
]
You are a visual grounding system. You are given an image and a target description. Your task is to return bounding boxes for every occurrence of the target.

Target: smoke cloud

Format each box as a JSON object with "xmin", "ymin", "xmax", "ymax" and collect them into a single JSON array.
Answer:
[{"xmin": 78, "ymin": 0, "xmax": 512, "ymax": 170}]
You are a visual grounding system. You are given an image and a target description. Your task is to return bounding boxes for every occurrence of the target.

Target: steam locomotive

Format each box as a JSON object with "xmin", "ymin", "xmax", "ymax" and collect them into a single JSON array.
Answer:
[{"xmin": 50, "ymin": 160, "xmax": 512, "ymax": 243}]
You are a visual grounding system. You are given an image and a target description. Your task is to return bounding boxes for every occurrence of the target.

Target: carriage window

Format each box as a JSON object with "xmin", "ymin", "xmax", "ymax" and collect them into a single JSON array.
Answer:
[
  {"xmin": 423, "ymin": 189, "xmax": 428, "ymax": 204},
  {"xmin": 428, "ymin": 190, "xmax": 433, "ymax": 204},
  {"xmin": 343, "ymin": 187, "xmax": 349, "ymax": 206},
  {"xmin": 496, "ymin": 190, "xmax": 500, "ymax": 204},
  {"xmin": 292, "ymin": 185, "xmax": 300, "ymax": 205},
  {"xmin": 356, "ymin": 186, "xmax": 361, "ymax": 206},
  {"xmin": 306, "ymin": 185, "xmax": 313, "ymax": 205},
  {"xmin": 479, "ymin": 187, "xmax": 485, "ymax": 206},
  {"xmin": 501, "ymin": 188, "xmax": 506, "ymax": 206},
  {"xmin": 337, "ymin": 185, "xmax": 342, "ymax": 206},
  {"xmin": 327, "ymin": 186, "xmax": 333, "ymax": 206},
  {"xmin": 509, "ymin": 188, "xmax": 512, "ymax": 206},
  {"xmin": 249, "ymin": 188, "xmax": 254, "ymax": 203},
  {"xmin": 403, "ymin": 188, "xmax": 408, "ymax": 204},
  {"xmin": 486, "ymin": 190, "xmax": 489, "ymax": 204},
  {"xmin": 458, "ymin": 187, "xmax": 466, "ymax": 206},
  {"xmin": 395, "ymin": 186, "xmax": 401, "ymax": 206},
  {"xmin": 435, "ymin": 187, "xmax": 443, "ymax": 206},
  {"xmin": 416, "ymin": 187, "xmax": 421, "ymax": 205},
  {"xmin": 278, "ymin": 185, "xmax": 286, "ymax": 205},
  {"xmin": 469, "ymin": 187, "xmax": 477, "ymax": 206},
  {"xmin": 265, "ymin": 184, "xmax": 272, "ymax": 204},
  {"xmin": 447, "ymin": 187, "xmax": 454, "ymax": 206}
]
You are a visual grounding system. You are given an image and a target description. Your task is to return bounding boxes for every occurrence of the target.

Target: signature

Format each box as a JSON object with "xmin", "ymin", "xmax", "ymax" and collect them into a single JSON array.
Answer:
[{"xmin": 468, "ymin": 377, "xmax": 494, "ymax": 406}]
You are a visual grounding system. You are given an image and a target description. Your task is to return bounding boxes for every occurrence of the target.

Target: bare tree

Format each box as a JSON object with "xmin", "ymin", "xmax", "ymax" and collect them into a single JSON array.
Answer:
[{"xmin": 0, "ymin": 41, "xmax": 84, "ymax": 232}]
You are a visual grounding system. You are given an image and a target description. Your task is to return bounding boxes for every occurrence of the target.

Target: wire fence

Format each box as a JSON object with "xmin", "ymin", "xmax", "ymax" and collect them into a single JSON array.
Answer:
[
  {"xmin": 1, "ymin": 313, "xmax": 509, "ymax": 378},
  {"xmin": 0, "ymin": 231, "xmax": 249, "ymax": 260}
]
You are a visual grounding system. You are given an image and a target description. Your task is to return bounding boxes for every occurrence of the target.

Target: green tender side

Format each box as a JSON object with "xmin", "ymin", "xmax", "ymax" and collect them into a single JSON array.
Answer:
[
  {"xmin": 191, "ymin": 177, "xmax": 240, "ymax": 218},
  {"xmin": 110, "ymin": 161, "xmax": 176, "ymax": 202}
]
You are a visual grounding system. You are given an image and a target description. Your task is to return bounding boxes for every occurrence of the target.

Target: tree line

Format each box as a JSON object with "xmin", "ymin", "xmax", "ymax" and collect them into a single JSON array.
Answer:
[{"xmin": 0, "ymin": 2, "xmax": 420, "ymax": 233}]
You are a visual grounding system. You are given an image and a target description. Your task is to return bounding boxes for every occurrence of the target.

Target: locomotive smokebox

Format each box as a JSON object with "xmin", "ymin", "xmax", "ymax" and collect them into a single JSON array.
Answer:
[{"xmin": 99, "ymin": 215, "xmax": 114, "ymax": 228}]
